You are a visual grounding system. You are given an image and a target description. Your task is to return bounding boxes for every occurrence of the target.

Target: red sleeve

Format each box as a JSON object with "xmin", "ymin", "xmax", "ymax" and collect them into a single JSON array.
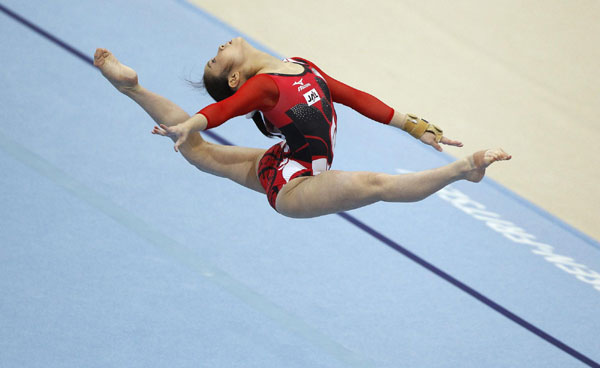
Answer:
[
  {"xmin": 197, "ymin": 74, "xmax": 279, "ymax": 129},
  {"xmin": 291, "ymin": 57, "xmax": 394, "ymax": 124}
]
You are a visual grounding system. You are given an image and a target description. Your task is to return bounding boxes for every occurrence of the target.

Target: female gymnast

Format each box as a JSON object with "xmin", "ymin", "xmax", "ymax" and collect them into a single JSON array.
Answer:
[{"xmin": 93, "ymin": 37, "xmax": 510, "ymax": 218}]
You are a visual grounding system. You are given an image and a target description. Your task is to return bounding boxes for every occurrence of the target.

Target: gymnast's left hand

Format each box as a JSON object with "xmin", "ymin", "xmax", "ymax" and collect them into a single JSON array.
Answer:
[
  {"xmin": 152, "ymin": 122, "xmax": 191, "ymax": 152},
  {"xmin": 420, "ymin": 132, "xmax": 464, "ymax": 152}
]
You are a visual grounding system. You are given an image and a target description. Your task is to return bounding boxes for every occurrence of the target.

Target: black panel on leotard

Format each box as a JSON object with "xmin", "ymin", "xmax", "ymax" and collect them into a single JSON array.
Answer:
[
  {"xmin": 284, "ymin": 104, "xmax": 332, "ymax": 163},
  {"xmin": 315, "ymin": 76, "xmax": 333, "ymax": 121}
]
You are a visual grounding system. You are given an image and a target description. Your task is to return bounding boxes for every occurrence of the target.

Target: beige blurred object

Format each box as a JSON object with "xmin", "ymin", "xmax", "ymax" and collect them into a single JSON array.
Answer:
[{"xmin": 191, "ymin": 0, "xmax": 600, "ymax": 241}]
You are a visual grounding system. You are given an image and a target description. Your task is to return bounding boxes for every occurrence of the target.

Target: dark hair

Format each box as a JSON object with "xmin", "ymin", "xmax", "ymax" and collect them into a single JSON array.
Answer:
[{"xmin": 196, "ymin": 67, "xmax": 277, "ymax": 138}]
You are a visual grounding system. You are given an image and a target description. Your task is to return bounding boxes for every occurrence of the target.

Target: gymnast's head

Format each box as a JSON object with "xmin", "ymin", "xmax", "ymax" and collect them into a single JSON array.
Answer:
[
  {"xmin": 202, "ymin": 37, "xmax": 254, "ymax": 102},
  {"xmin": 198, "ymin": 37, "xmax": 277, "ymax": 138}
]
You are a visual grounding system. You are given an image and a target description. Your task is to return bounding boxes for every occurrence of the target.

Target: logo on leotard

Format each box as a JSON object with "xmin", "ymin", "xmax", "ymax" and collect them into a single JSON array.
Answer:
[
  {"xmin": 293, "ymin": 78, "xmax": 312, "ymax": 92},
  {"xmin": 303, "ymin": 88, "xmax": 321, "ymax": 106}
]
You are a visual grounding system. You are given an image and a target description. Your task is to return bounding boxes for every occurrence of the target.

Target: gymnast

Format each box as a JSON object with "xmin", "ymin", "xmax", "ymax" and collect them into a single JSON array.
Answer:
[{"xmin": 93, "ymin": 37, "xmax": 510, "ymax": 218}]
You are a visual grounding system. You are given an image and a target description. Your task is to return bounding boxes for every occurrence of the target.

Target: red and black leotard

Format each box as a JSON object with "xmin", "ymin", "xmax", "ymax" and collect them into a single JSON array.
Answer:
[{"xmin": 197, "ymin": 57, "xmax": 394, "ymax": 210}]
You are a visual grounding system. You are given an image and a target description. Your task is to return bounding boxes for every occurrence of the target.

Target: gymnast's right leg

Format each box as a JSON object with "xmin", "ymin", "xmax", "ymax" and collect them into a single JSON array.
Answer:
[
  {"xmin": 275, "ymin": 149, "xmax": 511, "ymax": 218},
  {"xmin": 93, "ymin": 48, "xmax": 266, "ymax": 193}
]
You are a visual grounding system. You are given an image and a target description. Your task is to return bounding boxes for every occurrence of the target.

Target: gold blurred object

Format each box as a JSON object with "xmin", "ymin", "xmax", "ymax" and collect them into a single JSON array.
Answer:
[{"xmin": 403, "ymin": 114, "xmax": 443, "ymax": 142}]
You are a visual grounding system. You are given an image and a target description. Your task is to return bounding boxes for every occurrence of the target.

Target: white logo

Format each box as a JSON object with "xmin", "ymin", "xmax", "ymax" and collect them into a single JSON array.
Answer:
[
  {"xmin": 278, "ymin": 157, "xmax": 289, "ymax": 170},
  {"xmin": 293, "ymin": 78, "xmax": 312, "ymax": 92},
  {"xmin": 303, "ymin": 88, "xmax": 321, "ymax": 106}
]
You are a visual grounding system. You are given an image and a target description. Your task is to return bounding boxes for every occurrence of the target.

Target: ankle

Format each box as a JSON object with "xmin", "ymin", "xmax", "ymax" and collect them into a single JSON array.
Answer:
[
  {"xmin": 119, "ymin": 83, "xmax": 142, "ymax": 96},
  {"xmin": 455, "ymin": 157, "xmax": 474, "ymax": 179}
]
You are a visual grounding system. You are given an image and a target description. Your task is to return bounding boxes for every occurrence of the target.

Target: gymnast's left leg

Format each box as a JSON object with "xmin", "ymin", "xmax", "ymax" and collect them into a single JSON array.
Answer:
[
  {"xmin": 275, "ymin": 148, "xmax": 511, "ymax": 218},
  {"xmin": 93, "ymin": 47, "xmax": 266, "ymax": 193}
]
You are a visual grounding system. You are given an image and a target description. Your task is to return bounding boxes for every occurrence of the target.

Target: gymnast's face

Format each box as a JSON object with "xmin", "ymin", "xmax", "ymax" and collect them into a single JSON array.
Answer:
[{"xmin": 204, "ymin": 37, "xmax": 247, "ymax": 80}]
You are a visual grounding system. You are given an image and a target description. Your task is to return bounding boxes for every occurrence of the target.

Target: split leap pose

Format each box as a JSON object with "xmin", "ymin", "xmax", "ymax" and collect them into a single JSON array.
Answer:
[{"xmin": 93, "ymin": 37, "xmax": 510, "ymax": 218}]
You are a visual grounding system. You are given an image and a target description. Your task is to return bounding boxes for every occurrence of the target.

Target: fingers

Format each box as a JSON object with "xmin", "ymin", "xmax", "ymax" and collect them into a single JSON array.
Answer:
[
  {"xmin": 152, "ymin": 124, "xmax": 172, "ymax": 136},
  {"xmin": 174, "ymin": 132, "xmax": 184, "ymax": 152},
  {"xmin": 440, "ymin": 136, "xmax": 464, "ymax": 147},
  {"xmin": 151, "ymin": 125, "xmax": 167, "ymax": 136},
  {"xmin": 421, "ymin": 131, "xmax": 464, "ymax": 152},
  {"xmin": 150, "ymin": 123, "xmax": 189, "ymax": 153},
  {"xmin": 422, "ymin": 134, "xmax": 463, "ymax": 152},
  {"xmin": 175, "ymin": 130, "xmax": 191, "ymax": 153},
  {"xmin": 421, "ymin": 133, "xmax": 443, "ymax": 151}
]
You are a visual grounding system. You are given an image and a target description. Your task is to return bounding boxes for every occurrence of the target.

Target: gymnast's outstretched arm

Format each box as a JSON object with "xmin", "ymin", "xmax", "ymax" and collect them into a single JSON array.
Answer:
[
  {"xmin": 290, "ymin": 57, "xmax": 464, "ymax": 152},
  {"xmin": 93, "ymin": 48, "xmax": 266, "ymax": 193}
]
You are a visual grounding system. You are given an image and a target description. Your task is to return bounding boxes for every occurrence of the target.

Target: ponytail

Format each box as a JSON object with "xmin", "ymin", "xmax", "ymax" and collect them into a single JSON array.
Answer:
[
  {"xmin": 250, "ymin": 111, "xmax": 279, "ymax": 138},
  {"xmin": 192, "ymin": 67, "xmax": 278, "ymax": 139}
]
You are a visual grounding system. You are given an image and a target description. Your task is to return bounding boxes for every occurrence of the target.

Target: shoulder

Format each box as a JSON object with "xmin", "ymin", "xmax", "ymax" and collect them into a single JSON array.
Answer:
[
  {"xmin": 287, "ymin": 57, "xmax": 313, "ymax": 66},
  {"xmin": 231, "ymin": 74, "xmax": 279, "ymax": 109},
  {"xmin": 246, "ymin": 73, "xmax": 276, "ymax": 85},
  {"xmin": 238, "ymin": 74, "xmax": 278, "ymax": 95},
  {"xmin": 288, "ymin": 57, "xmax": 327, "ymax": 79},
  {"xmin": 245, "ymin": 73, "xmax": 278, "ymax": 87}
]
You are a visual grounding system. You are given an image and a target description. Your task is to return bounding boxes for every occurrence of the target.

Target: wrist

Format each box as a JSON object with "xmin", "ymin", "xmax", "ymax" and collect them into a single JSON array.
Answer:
[
  {"xmin": 402, "ymin": 114, "xmax": 444, "ymax": 143},
  {"xmin": 389, "ymin": 111, "xmax": 408, "ymax": 130},
  {"xmin": 188, "ymin": 113, "xmax": 208, "ymax": 131}
]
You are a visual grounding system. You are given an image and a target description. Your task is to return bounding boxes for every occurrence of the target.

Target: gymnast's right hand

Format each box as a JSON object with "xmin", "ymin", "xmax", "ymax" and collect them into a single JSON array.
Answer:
[{"xmin": 152, "ymin": 122, "xmax": 191, "ymax": 152}]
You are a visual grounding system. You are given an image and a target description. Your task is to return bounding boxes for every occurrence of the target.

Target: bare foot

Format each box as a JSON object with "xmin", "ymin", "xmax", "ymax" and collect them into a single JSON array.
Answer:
[
  {"xmin": 93, "ymin": 48, "xmax": 138, "ymax": 93},
  {"xmin": 465, "ymin": 148, "xmax": 512, "ymax": 183}
]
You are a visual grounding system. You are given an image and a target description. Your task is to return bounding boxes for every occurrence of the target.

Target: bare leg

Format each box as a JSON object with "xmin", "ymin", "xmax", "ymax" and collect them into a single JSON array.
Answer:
[
  {"xmin": 275, "ymin": 149, "xmax": 511, "ymax": 218},
  {"xmin": 93, "ymin": 48, "xmax": 266, "ymax": 193},
  {"xmin": 94, "ymin": 48, "xmax": 191, "ymax": 126}
]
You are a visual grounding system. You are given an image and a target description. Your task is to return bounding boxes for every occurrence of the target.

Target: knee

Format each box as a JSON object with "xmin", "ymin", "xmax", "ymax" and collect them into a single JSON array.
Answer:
[
  {"xmin": 181, "ymin": 139, "xmax": 216, "ymax": 173},
  {"xmin": 364, "ymin": 172, "xmax": 389, "ymax": 201},
  {"xmin": 370, "ymin": 173, "xmax": 405, "ymax": 202},
  {"xmin": 274, "ymin": 190, "xmax": 307, "ymax": 219},
  {"xmin": 274, "ymin": 181, "xmax": 316, "ymax": 219}
]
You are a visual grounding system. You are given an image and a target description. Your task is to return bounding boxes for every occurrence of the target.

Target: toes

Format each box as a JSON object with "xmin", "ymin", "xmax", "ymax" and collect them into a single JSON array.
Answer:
[
  {"xmin": 488, "ymin": 148, "xmax": 512, "ymax": 163},
  {"xmin": 93, "ymin": 48, "xmax": 108, "ymax": 66},
  {"xmin": 488, "ymin": 148, "xmax": 511, "ymax": 163},
  {"xmin": 496, "ymin": 148, "xmax": 511, "ymax": 161},
  {"xmin": 93, "ymin": 49, "xmax": 101, "ymax": 64},
  {"xmin": 92, "ymin": 48, "xmax": 114, "ymax": 67}
]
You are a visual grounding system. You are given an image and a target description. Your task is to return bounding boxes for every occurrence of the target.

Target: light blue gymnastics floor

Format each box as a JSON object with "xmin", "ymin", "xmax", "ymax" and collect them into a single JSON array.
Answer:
[{"xmin": 1, "ymin": 1, "xmax": 599, "ymax": 367}]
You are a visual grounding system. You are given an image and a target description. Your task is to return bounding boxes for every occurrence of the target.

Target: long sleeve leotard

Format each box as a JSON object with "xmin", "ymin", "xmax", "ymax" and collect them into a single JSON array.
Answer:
[{"xmin": 197, "ymin": 57, "xmax": 394, "ymax": 173}]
